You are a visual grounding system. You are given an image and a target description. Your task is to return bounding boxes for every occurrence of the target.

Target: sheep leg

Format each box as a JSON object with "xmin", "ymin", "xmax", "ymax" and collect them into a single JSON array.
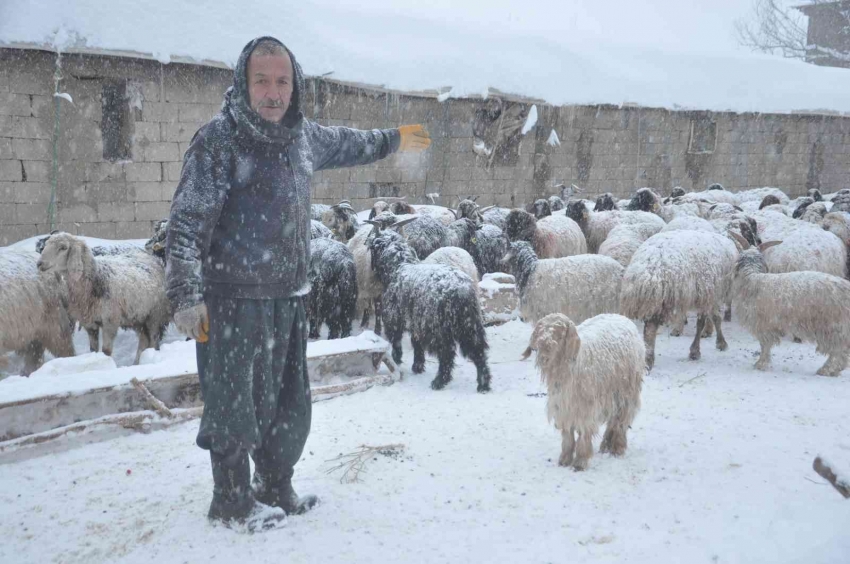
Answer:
[
  {"xmin": 86, "ymin": 325, "xmax": 100, "ymax": 352},
  {"xmin": 101, "ymin": 324, "xmax": 118, "ymax": 358},
  {"xmin": 816, "ymin": 352, "xmax": 847, "ymax": 377},
  {"xmin": 360, "ymin": 306, "xmax": 371, "ymax": 329},
  {"xmin": 713, "ymin": 314, "xmax": 728, "ymax": 352},
  {"xmin": 754, "ymin": 338, "xmax": 774, "ymax": 371},
  {"xmin": 327, "ymin": 316, "xmax": 341, "ymax": 340},
  {"xmin": 688, "ymin": 315, "xmax": 706, "ymax": 361},
  {"xmin": 669, "ymin": 313, "xmax": 685, "ymax": 337},
  {"xmin": 374, "ymin": 298, "xmax": 383, "ymax": 336},
  {"xmin": 411, "ymin": 338, "xmax": 426, "ymax": 374},
  {"xmin": 134, "ymin": 327, "xmax": 151, "ymax": 365},
  {"xmin": 701, "ymin": 315, "xmax": 714, "ymax": 339},
  {"xmin": 572, "ymin": 429, "xmax": 594, "ymax": 472},
  {"xmin": 431, "ymin": 347, "xmax": 455, "ymax": 391},
  {"xmin": 643, "ymin": 318, "xmax": 660, "ymax": 371},
  {"xmin": 19, "ymin": 341, "xmax": 45, "ymax": 376},
  {"xmin": 600, "ymin": 420, "xmax": 628, "ymax": 457},
  {"xmin": 558, "ymin": 427, "xmax": 575, "ymax": 467},
  {"xmin": 723, "ymin": 299, "xmax": 732, "ymax": 323}
]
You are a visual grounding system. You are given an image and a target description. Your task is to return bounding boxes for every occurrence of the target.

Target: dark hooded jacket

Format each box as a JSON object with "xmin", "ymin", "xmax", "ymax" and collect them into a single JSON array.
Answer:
[{"xmin": 165, "ymin": 37, "xmax": 400, "ymax": 312}]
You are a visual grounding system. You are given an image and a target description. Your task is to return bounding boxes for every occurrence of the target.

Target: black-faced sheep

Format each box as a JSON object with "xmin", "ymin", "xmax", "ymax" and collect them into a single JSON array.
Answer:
[
  {"xmin": 37, "ymin": 233, "xmax": 171, "ymax": 365},
  {"xmin": 548, "ymin": 195, "xmax": 565, "ymax": 212},
  {"xmin": 505, "ymin": 209, "xmax": 586, "ymax": 259},
  {"xmin": 620, "ymin": 231, "xmax": 738, "ymax": 369},
  {"xmin": 731, "ymin": 233, "xmax": 850, "ymax": 376},
  {"xmin": 565, "ymin": 200, "xmax": 665, "ymax": 254},
  {"xmin": 321, "ymin": 201, "xmax": 360, "ymax": 242},
  {"xmin": 808, "ymin": 188, "xmax": 824, "ymax": 202},
  {"xmin": 626, "ymin": 188, "xmax": 663, "ymax": 213},
  {"xmin": 521, "ymin": 313, "xmax": 644, "ymax": 470},
  {"xmin": 528, "ymin": 199, "xmax": 552, "ymax": 219},
  {"xmin": 759, "ymin": 194, "xmax": 782, "ymax": 210},
  {"xmin": 0, "ymin": 249, "xmax": 76, "ymax": 375},
  {"xmin": 307, "ymin": 237, "xmax": 357, "ymax": 339},
  {"xmin": 470, "ymin": 223, "xmax": 509, "ymax": 276},
  {"xmin": 367, "ymin": 224, "xmax": 491, "ymax": 392},
  {"xmin": 504, "ymin": 241, "xmax": 623, "ymax": 324},
  {"xmin": 594, "ymin": 193, "xmax": 616, "ymax": 212}
]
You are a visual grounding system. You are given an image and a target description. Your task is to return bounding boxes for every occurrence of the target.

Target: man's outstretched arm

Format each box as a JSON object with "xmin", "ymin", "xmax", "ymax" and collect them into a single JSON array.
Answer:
[{"xmin": 306, "ymin": 121, "xmax": 430, "ymax": 172}]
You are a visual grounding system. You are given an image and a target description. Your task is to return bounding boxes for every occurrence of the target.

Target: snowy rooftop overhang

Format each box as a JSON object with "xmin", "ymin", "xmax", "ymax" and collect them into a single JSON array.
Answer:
[{"xmin": 3, "ymin": 0, "xmax": 850, "ymax": 115}]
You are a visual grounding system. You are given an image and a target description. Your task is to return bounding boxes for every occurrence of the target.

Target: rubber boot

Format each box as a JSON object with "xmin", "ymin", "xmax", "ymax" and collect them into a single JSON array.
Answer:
[
  {"xmin": 253, "ymin": 467, "xmax": 319, "ymax": 516},
  {"xmin": 208, "ymin": 449, "xmax": 287, "ymax": 533}
]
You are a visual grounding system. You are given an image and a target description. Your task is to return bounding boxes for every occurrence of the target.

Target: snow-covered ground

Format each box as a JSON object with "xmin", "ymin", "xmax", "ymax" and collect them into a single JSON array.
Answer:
[{"xmin": 1, "ymin": 317, "xmax": 848, "ymax": 563}]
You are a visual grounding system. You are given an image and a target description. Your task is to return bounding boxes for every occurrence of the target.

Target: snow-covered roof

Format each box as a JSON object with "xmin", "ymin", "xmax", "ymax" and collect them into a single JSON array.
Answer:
[{"xmin": 3, "ymin": 0, "xmax": 850, "ymax": 115}]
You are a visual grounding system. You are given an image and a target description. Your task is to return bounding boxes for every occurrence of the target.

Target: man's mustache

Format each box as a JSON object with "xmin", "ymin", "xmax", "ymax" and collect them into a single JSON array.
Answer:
[{"xmin": 259, "ymin": 100, "xmax": 283, "ymax": 108}]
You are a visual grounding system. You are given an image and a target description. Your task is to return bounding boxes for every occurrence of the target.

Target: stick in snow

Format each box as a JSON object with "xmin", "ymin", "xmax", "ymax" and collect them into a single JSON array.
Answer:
[
  {"xmin": 325, "ymin": 443, "xmax": 406, "ymax": 483},
  {"xmin": 813, "ymin": 456, "xmax": 850, "ymax": 499},
  {"xmin": 130, "ymin": 377, "xmax": 174, "ymax": 419}
]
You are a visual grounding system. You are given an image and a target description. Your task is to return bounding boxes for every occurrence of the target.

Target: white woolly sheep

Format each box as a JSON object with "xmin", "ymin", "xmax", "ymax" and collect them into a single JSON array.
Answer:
[
  {"xmin": 565, "ymin": 200, "xmax": 665, "ymax": 254},
  {"xmin": 321, "ymin": 200, "xmax": 361, "ymax": 242},
  {"xmin": 504, "ymin": 241, "xmax": 624, "ymax": 325},
  {"xmin": 423, "ymin": 246, "xmax": 480, "ymax": 293},
  {"xmin": 521, "ymin": 313, "xmax": 644, "ymax": 471},
  {"xmin": 751, "ymin": 210, "xmax": 846, "ymax": 279},
  {"xmin": 367, "ymin": 225, "xmax": 491, "ymax": 392},
  {"xmin": 0, "ymin": 249, "xmax": 76, "ymax": 375},
  {"xmin": 38, "ymin": 233, "xmax": 172, "ymax": 365},
  {"xmin": 731, "ymin": 233, "xmax": 850, "ymax": 376},
  {"xmin": 505, "ymin": 209, "xmax": 587, "ymax": 259},
  {"xmin": 620, "ymin": 230, "xmax": 738, "ymax": 369},
  {"xmin": 411, "ymin": 204, "xmax": 457, "ymax": 226},
  {"xmin": 736, "ymin": 187, "xmax": 790, "ymax": 206},
  {"xmin": 311, "ymin": 219, "xmax": 333, "ymax": 240},
  {"xmin": 347, "ymin": 223, "xmax": 385, "ymax": 334},
  {"xmin": 821, "ymin": 212, "xmax": 850, "ymax": 279},
  {"xmin": 596, "ymin": 222, "xmax": 665, "ymax": 268}
]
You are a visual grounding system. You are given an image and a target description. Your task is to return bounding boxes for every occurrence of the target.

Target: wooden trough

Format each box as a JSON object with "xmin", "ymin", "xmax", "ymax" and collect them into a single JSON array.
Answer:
[{"xmin": 0, "ymin": 332, "xmax": 396, "ymax": 459}]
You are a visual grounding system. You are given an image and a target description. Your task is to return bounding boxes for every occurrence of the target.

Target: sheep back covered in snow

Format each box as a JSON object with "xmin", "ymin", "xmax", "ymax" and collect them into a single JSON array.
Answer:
[
  {"xmin": 0, "ymin": 249, "xmax": 76, "ymax": 375},
  {"xmin": 505, "ymin": 210, "xmax": 586, "ymax": 259},
  {"xmin": 733, "ymin": 240, "xmax": 850, "ymax": 377},
  {"xmin": 423, "ymin": 246, "xmax": 479, "ymax": 292},
  {"xmin": 523, "ymin": 313, "xmax": 644, "ymax": 471},
  {"xmin": 752, "ymin": 211, "xmax": 846, "ymax": 278},
  {"xmin": 620, "ymin": 230, "xmax": 738, "ymax": 368}
]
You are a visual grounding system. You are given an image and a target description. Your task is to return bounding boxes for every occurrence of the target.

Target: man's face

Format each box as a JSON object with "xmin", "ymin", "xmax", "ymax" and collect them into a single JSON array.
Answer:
[{"xmin": 247, "ymin": 52, "xmax": 294, "ymax": 123}]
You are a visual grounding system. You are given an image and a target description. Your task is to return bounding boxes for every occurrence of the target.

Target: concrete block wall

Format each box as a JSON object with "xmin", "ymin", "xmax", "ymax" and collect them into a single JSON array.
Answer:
[{"xmin": 1, "ymin": 47, "xmax": 849, "ymax": 245}]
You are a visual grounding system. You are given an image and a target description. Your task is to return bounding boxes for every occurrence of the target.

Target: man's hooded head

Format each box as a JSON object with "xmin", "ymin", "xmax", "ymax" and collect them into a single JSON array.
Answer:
[{"xmin": 227, "ymin": 36, "xmax": 305, "ymax": 144}]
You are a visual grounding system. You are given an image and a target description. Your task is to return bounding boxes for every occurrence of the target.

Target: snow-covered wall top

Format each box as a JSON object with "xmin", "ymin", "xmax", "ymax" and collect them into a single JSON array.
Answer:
[{"xmin": 3, "ymin": 0, "xmax": 850, "ymax": 115}]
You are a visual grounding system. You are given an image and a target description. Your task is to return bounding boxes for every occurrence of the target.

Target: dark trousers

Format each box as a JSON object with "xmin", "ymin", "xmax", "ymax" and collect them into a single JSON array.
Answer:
[{"xmin": 196, "ymin": 295, "xmax": 312, "ymax": 487}]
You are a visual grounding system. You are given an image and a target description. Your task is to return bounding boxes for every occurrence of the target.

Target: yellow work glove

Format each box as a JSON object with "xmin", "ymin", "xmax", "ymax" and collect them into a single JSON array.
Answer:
[{"xmin": 398, "ymin": 124, "xmax": 431, "ymax": 152}]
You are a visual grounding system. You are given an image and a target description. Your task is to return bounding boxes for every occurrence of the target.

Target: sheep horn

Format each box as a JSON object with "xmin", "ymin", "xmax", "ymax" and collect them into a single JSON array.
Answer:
[
  {"xmin": 390, "ymin": 217, "xmax": 419, "ymax": 230},
  {"xmin": 449, "ymin": 208, "xmax": 459, "ymax": 219},
  {"xmin": 571, "ymin": 184, "xmax": 584, "ymax": 193},
  {"xmin": 472, "ymin": 195, "xmax": 479, "ymax": 202},
  {"xmin": 728, "ymin": 231, "xmax": 750, "ymax": 250},
  {"xmin": 478, "ymin": 205, "xmax": 496, "ymax": 214},
  {"xmin": 758, "ymin": 240, "xmax": 782, "ymax": 252},
  {"xmin": 733, "ymin": 205, "xmax": 744, "ymax": 212}
]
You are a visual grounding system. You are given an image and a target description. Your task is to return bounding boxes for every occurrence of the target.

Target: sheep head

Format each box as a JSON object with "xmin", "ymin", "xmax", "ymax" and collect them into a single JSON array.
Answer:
[
  {"xmin": 707, "ymin": 183, "xmax": 725, "ymax": 191},
  {"xmin": 822, "ymin": 212, "xmax": 850, "ymax": 245},
  {"xmin": 548, "ymin": 195, "xmax": 565, "ymax": 212},
  {"xmin": 528, "ymin": 199, "xmax": 551, "ymax": 219},
  {"xmin": 759, "ymin": 194, "xmax": 781, "ymax": 210},
  {"xmin": 505, "ymin": 209, "xmax": 537, "ymax": 243},
  {"xmin": 37, "ymin": 232, "xmax": 89, "ymax": 277},
  {"xmin": 627, "ymin": 188, "xmax": 661, "ymax": 213},
  {"xmin": 594, "ymin": 193, "xmax": 616, "ymax": 212},
  {"xmin": 521, "ymin": 313, "xmax": 581, "ymax": 368},
  {"xmin": 564, "ymin": 200, "xmax": 589, "ymax": 226},
  {"xmin": 670, "ymin": 187, "xmax": 686, "ymax": 199}
]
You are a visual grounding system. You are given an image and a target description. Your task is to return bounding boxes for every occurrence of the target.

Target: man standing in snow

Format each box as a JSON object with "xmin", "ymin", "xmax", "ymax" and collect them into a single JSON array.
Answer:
[{"xmin": 165, "ymin": 36, "xmax": 430, "ymax": 532}]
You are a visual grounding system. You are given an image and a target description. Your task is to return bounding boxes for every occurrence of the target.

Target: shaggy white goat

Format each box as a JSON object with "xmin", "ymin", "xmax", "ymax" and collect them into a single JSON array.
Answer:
[
  {"xmin": 522, "ymin": 313, "xmax": 644, "ymax": 471},
  {"xmin": 597, "ymin": 222, "xmax": 665, "ymax": 268},
  {"xmin": 504, "ymin": 241, "xmax": 624, "ymax": 325},
  {"xmin": 37, "ymin": 233, "xmax": 171, "ymax": 364},
  {"xmin": 730, "ymin": 233, "xmax": 850, "ymax": 376},
  {"xmin": 620, "ymin": 231, "xmax": 738, "ymax": 369},
  {"xmin": 348, "ymin": 223, "xmax": 385, "ymax": 334},
  {"xmin": 0, "ymin": 249, "xmax": 76, "ymax": 375},
  {"xmin": 423, "ymin": 246, "xmax": 480, "ymax": 293}
]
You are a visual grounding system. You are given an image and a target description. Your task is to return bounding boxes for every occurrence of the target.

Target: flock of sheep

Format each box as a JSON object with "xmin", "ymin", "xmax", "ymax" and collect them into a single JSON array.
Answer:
[{"xmin": 3, "ymin": 181, "xmax": 850, "ymax": 471}]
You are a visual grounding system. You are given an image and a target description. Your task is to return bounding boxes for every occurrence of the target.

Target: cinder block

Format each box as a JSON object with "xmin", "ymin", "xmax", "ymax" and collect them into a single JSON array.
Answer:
[
  {"xmin": 97, "ymin": 202, "xmax": 136, "ymax": 222},
  {"xmin": 375, "ymin": 168, "xmax": 402, "ymax": 183},
  {"xmin": 0, "ymin": 93, "xmax": 31, "ymax": 117},
  {"xmin": 135, "ymin": 201, "xmax": 171, "ymax": 221},
  {"xmin": 83, "ymin": 182, "xmax": 128, "ymax": 203},
  {"xmin": 29, "ymin": 95, "xmax": 52, "ymax": 119},
  {"xmin": 0, "ymin": 182, "xmax": 15, "ymax": 202},
  {"xmin": 125, "ymin": 162, "xmax": 162, "ymax": 182},
  {"xmin": 22, "ymin": 160, "xmax": 51, "ymax": 183},
  {"xmin": 178, "ymin": 104, "xmax": 218, "ymax": 123},
  {"xmin": 160, "ymin": 181, "xmax": 178, "ymax": 201},
  {"xmin": 144, "ymin": 142, "xmax": 180, "ymax": 162},
  {"xmin": 16, "ymin": 202, "xmax": 49, "ymax": 224},
  {"xmin": 163, "ymin": 122, "xmax": 202, "ymax": 142},
  {"xmin": 85, "ymin": 161, "xmax": 125, "ymax": 182},
  {"xmin": 133, "ymin": 122, "xmax": 161, "ymax": 144},
  {"xmin": 5, "ymin": 116, "xmax": 52, "ymax": 139},
  {"xmin": 401, "ymin": 168, "xmax": 427, "ymax": 183},
  {"xmin": 130, "ymin": 182, "xmax": 164, "ymax": 202},
  {"xmin": 0, "ymin": 159, "xmax": 22, "ymax": 181},
  {"xmin": 142, "ymin": 102, "xmax": 179, "ymax": 123},
  {"xmin": 0, "ymin": 137, "xmax": 11, "ymax": 159},
  {"xmin": 79, "ymin": 222, "xmax": 118, "ymax": 239},
  {"xmin": 164, "ymin": 161, "xmax": 184, "ymax": 182},
  {"xmin": 14, "ymin": 182, "xmax": 52, "ymax": 203},
  {"xmin": 349, "ymin": 167, "xmax": 377, "ymax": 183},
  {"xmin": 116, "ymin": 221, "xmax": 155, "ymax": 239},
  {"xmin": 0, "ymin": 200, "xmax": 15, "ymax": 223},
  {"xmin": 59, "ymin": 204, "xmax": 97, "ymax": 223},
  {"xmin": 12, "ymin": 138, "xmax": 52, "ymax": 160}
]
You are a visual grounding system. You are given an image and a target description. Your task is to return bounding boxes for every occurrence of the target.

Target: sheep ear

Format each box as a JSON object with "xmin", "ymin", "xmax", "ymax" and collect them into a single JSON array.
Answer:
[
  {"xmin": 758, "ymin": 240, "xmax": 782, "ymax": 252},
  {"xmin": 66, "ymin": 240, "xmax": 85, "ymax": 275},
  {"xmin": 472, "ymin": 195, "xmax": 479, "ymax": 202},
  {"xmin": 561, "ymin": 322, "xmax": 581, "ymax": 362},
  {"xmin": 449, "ymin": 208, "xmax": 458, "ymax": 219},
  {"xmin": 728, "ymin": 231, "xmax": 750, "ymax": 250},
  {"xmin": 733, "ymin": 205, "xmax": 743, "ymax": 212}
]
